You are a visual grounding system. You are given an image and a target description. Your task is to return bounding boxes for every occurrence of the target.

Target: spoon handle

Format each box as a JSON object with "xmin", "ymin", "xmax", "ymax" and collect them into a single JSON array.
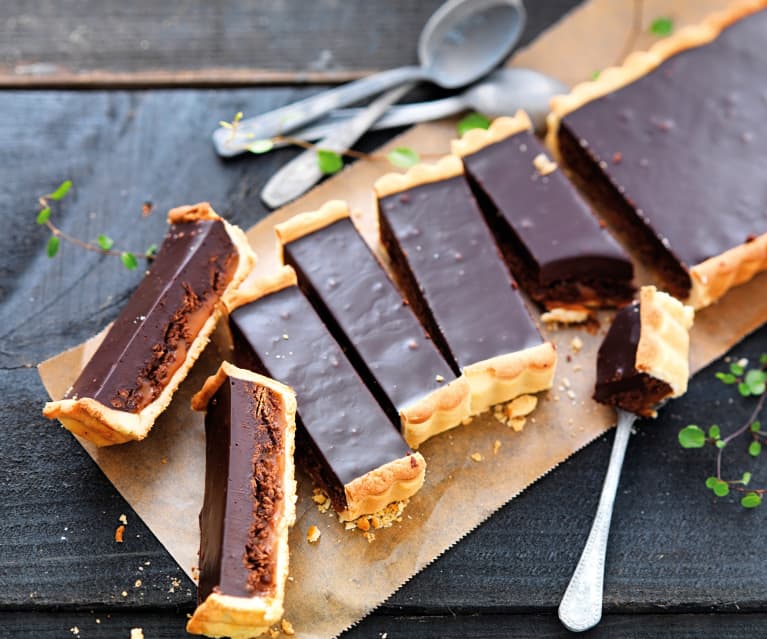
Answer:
[
  {"xmin": 212, "ymin": 65, "xmax": 425, "ymax": 157},
  {"xmin": 260, "ymin": 83, "xmax": 416, "ymax": 209},
  {"xmin": 558, "ymin": 409, "xmax": 635, "ymax": 633}
]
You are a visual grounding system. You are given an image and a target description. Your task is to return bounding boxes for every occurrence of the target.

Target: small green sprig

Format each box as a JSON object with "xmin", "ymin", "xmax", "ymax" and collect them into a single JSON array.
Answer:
[
  {"xmin": 679, "ymin": 355, "xmax": 767, "ymax": 509},
  {"xmin": 36, "ymin": 180, "xmax": 156, "ymax": 270},
  {"xmin": 650, "ymin": 16, "xmax": 674, "ymax": 37}
]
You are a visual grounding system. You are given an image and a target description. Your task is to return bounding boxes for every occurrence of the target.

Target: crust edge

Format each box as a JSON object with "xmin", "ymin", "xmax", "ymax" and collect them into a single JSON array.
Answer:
[
  {"xmin": 225, "ymin": 265, "xmax": 298, "ymax": 312},
  {"xmin": 400, "ymin": 376, "xmax": 472, "ymax": 449},
  {"xmin": 451, "ymin": 110, "xmax": 532, "ymax": 158},
  {"xmin": 374, "ymin": 155, "xmax": 463, "ymax": 199},
  {"xmin": 275, "ymin": 200, "xmax": 350, "ymax": 246}
]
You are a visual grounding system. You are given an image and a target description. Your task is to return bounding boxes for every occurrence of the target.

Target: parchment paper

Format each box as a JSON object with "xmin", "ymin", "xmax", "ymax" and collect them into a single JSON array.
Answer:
[{"xmin": 38, "ymin": 1, "xmax": 767, "ymax": 637}]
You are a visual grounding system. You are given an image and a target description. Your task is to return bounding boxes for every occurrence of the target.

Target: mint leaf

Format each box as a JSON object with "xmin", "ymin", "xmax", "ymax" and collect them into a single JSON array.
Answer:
[
  {"xmin": 316, "ymin": 149, "xmax": 343, "ymax": 175},
  {"xmin": 97, "ymin": 234, "xmax": 114, "ymax": 250},
  {"xmin": 705, "ymin": 476, "xmax": 718, "ymax": 490},
  {"xmin": 739, "ymin": 382, "xmax": 751, "ymax": 397},
  {"xmin": 145, "ymin": 244, "xmax": 158, "ymax": 258},
  {"xmin": 708, "ymin": 425, "xmax": 721, "ymax": 439},
  {"xmin": 36, "ymin": 207, "xmax": 51, "ymax": 225},
  {"xmin": 650, "ymin": 17, "xmax": 674, "ymax": 37},
  {"xmin": 121, "ymin": 252, "xmax": 138, "ymax": 270},
  {"xmin": 751, "ymin": 421, "xmax": 761, "ymax": 433},
  {"xmin": 715, "ymin": 372, "xmax": 736, "ymax": 384},
  {"xmin": 741, "ymin": 492, "xmax": 762, "ymax": 509},
  {"xmin": 730, "ymin": 362, "xmax": 745, "ymax": 376},
  {"xmin": 742, "ymin": 472, "xmax": 752, "ymax": 486},
  {"xmin": 590, "ymin": 70, "xmax": 601, "ymax": 81},
  {"xmin": 712, "ymin": 480, "xmax": 730, "ymax": 497},
  {"xmin": 46, "ymin": 235, "xmax": 60, "ymax": 258},
  {"xmin": 678, "ymin": 425, "xmax": 706, "ymax": 448},
  {"xmin": 48, "ymin": 180, "xmax": 72, "ymax": 201},
  {"xmin": 749, "ymin": 441, "xmax": 762, "ymax": 457},
  {"xmin": 745, "ymin": 369, "xmax": 766, "ymax": 395},
  {"xmin": 456, "ymin": 113, "xmax": 491, "ymax": 136},
  {"xmin": 387, "ymin": 147, "xmax": 420, "ymax": 169}
]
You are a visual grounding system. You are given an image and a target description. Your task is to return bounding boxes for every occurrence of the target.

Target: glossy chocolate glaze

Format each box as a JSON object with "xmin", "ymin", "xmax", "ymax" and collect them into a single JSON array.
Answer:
[
  {"xmin": 284, "ymin": 217, "xmax": 457, "ymax": 422},
  {"xmin": 68, "ymin": 219, "xmax": 237, "ymax": 412},
  {"xmin": 462, "ymin": 131, "xmax": 633, "ymax": 289},
  {"xmin": 378, "ymin": 176, "xmax": 543, "ymax": 369},
  {"xmin": 229, "ymin": 286, "xmax": 412, "ymax": 504},
  {"xmin": 198, "ymin": 377, "xmax": 285, "ymax": 602},
  {"xmin": 562, "ymin": 9, "xmax": 767, "ymax": 277}
]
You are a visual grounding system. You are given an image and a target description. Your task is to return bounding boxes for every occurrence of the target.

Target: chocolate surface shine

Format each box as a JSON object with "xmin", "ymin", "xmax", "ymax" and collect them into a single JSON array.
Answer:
[
  {"xmin": 562, "ymin": 9, "xmax": 767, "ymax": 269},
  {"xmin": 380, "ymin": 176, "xmax": 542, "ymax": 368},
  {"xmin": 284, "ymin": 218, "xmax": 455, "ymax": 416},
  {"xmin": 68, "ymin": 219, "xmax": 237, "ymax": 412},
  {"xmin": 463, "ymin": 131, "xmax": 632, "ymax": 284},
  {"xmin": 230, "ymin": 287, "xmax": 411, "ymax": 488}
]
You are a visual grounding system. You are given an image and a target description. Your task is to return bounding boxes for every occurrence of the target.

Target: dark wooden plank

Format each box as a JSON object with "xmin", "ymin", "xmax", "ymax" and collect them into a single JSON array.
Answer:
[{"xmin": 0, "ymin": 0, "xmax": 582, "ymax": 87}]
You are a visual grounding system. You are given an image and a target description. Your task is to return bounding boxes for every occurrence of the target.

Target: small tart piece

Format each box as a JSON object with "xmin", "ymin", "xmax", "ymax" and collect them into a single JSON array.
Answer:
[
  {"xmin": 187, "ymin": 362, "xmax": 296, "ymax": 639},
  {"xmin": 452, "ymin": 110, "xmax": 634, "ymax": 310},
  {"xmin": 374, "ymin": 156, "xmax": 557, "ymax": 415},
  {"xmin": 547, "ymin": 1, "xmax": 767, "ymax": 308},
  {"xmin": 43, "ymin": 203, "xmax": 256, "ymax": 446},
  {"xmin": 227, "ymin": 266, "xmax": 426, "ymax": 521},
  {"xmin": 276, "ymin": 200, "xmax": 471, "ymax": 449},
  {"xmin": 594, "ymin": 286, "xmax": 694, "ymax": 417}
]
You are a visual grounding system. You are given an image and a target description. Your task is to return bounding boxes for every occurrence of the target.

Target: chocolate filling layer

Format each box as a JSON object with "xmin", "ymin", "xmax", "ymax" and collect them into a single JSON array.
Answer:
[
  {"xmin": 229, "ymin": 286, "xmax": 413, "ymax": 514},
  {"xmin": 378, "ymin": 176, "xmax": 543, "ymax": 369},
  {"xmin": 593, "ymin": 302, "xmax": 672, "ymax": 417},
  {"xmin": 283, "ymin": 217, "xmax": 456, "ymax": 424},
  {"xmin": 559, "ymin": 8, "xmax": 767, "ymax": 298},
  {"xmin": 68, "ymin": 219, "xmax": 238, "ymax": 412},
  {"xmin": 198, "ymin": 377, "xmax": 285, "ymax": 602},
  {"xmin": 461, "ymin": 131, "xmax": 634, "ymax": 308}
]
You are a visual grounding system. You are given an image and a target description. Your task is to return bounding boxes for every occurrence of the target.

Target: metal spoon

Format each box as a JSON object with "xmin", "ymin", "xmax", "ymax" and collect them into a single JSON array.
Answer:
[
  {"xmin": 213, "ymin": 0, "xmax": 526, "ymax": 157},
  {"xmin": 558, "ymin": 409, "xmax": 636, "ymax": 632}
]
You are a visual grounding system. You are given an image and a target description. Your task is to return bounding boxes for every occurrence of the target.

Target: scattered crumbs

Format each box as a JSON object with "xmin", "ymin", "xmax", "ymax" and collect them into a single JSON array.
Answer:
[
  {"xmin": 287, "ymin": 576, "xmax": 294, "ymax": 582},
  {"xmin": 470, "ymin": 452, "xmax": 484, "ymax": 462},
  {"xmin": 737, "ymin": 357, "xmax": 749, "ymax": 368},
  {"xmin": 344, "ymin": 500, "xmax": 407, "ymax": 533},
  {"xmin": 562, "ymin": 377, "xmax": 571, "ymax": 389},
  {"xmin": 282, "ymin": 334, "xmax": 289, "ymax": 340},
  {"xmin": 566, "ymin": 389, "xmax": 576, "ymax": 401},
  {"xmin": 144, "ymin": 560, "xmax": 151, "ymax": 566},
  {"xmin": 134, "ymin": 579, "xmax": 142, "ymax": 588},
  {"xmin": 509, "ymin": 417, "xmax": 526, "ymax": 432},
  {"xmin": 573, "ymin": 364, "xmax": 583, "ymax": 372},
  {"xmin": 461, "ymin": 416, "xmax": 473, "ymax": 426},
  {"xmin": 119, "ymin": 514, "xmax": 128, "ymax": 525},
  {"xmin": 269, "ymin": 629, "xmax": 280, "ymax": 639},
  {"xmin": 70, "ymin": 627, "xmax": 79, "ymax": 636},
  {"xmin": 168, "ymin": 577, "xmax": 182, "ymax": 593},
  {"xmin": 541, "ymin": 307, "xmax": 590, "ymax": 326},
  {"xmin": 281, "ymin": 618, "xmax": 296, "ymax": 635},
  {"xmin": 307, "ymin": 525, "xmax": 321, "ymax": 543},
  {"xmin": 130, "ymin": 629, "xmax": 144, "ymax": 639},
  {"xmin": 312, "ymin": 488, "xmax": 331, "ymax": 513},
  {"xmin": 530, "ymin": 417, "xmax": 536, "ymax": 424},
  {"xmin": 532, "ymin": 152, "xmax": 558, "ymax": 176},
  {"xmin": 95, "ymin": 619, "xmax": 101, "ymax": 624},
  {"xmin": 121, "ymin": 590, "xmax": 128, "ymax": 597},
  {"xmin": 381, "ymin": 633, "xmax": 388, "ymax": 639},
  {"xmin": 363, "ymin": 532, "xmax": 376, "ymax": 543},
  {"xmin": 161, "ymin": 456, "xmax": 168, "ymax": 465},
  {"xmin": 571, "ymin": 336, "xmax": 584, "ymax": 352},
  {"xmin": 344, "ymin": 521, "xmax": 356, "ymax": 531},
  {"xmin": 505, "ymin": 394, "xmax": 538, "ymax": 418},
  {"xmin": 493, "ymin": 440, "xmax": 502, "ymax": 455},
  {"xmin": 435, "ymin": 374, "xmax": 445, "ymax": 383},
  {"xmin": 142, "ymin": 200, "xmax": 154, "ymax": 216},
  {"xmin": 191, "ymin": 566, "xmax": 200, "ymax": 582},
  {"xmin": 115, "ymin": 525, "xmax": 125, "ymax": 543}
]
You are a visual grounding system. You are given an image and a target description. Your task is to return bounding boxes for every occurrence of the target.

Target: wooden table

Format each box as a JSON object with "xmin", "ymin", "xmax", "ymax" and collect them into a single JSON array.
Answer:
[{"xmin": 2, "ymin": 2, "xmax": 766, "ymax": 637}]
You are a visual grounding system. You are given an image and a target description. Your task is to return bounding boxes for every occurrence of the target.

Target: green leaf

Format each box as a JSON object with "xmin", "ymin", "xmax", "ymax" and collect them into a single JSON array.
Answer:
[
  {"xmin": 46, "ymin": 235, "xmax": 60, "ymax": 258},
  {"xmin": 145, "ymin": 244, "xmax": 158, "ymax": 258},
  {"xmin": 248, "ymin": 139, "xmax": 274, "ymax": 154},
  {"xmin": 715, "ymin": 439, "xmax": 727, "ymax": 449},
  {"xmin": 316, "ymin": 149, "xmax": 343, "ymax": 175},
  {"xmin": 708, "ymin": 425, "xmax": 721, "ymax": 439},
  {"xmin": 749, "ymin": 440, "xmax": 762, "ymax": 457},
  {"xmin": 678, "ymin": 425, "xmax": 706, "ymax": 448},
  {"xmin": 218, "ymin": 120, "xmax": 233, "ymax": 129},
  {"xmin": 759, "ymin": 353, "xmax": 767, "ymax": 366},
  {"xmin": 47, "ymin": 180, "xmax": 72, "ymax": 201},
  {"xmin": 715, "ymin": 372, "xmax": 737, "ymax": 384},
  {"xmin": 387, "ymin": 147, "xmax": 420, "ymax": 169},
  {"xmin": 745, "ymin": 369, "xmax": 766, "ymax": 395},
  {"xmin": 730, "ymin": 362, "xmax": 745, "ymax": 376},
  {"xmin": 741, "ymin": 492, "xmax": 762, "ymax": 509},
  {"xmin": 705, "ymin": 476, "xmax": 718, "ymax": 490},
  {"xmin": 590, "ymin": 70, "xmax": 601, "ymax": 80},
  {"xmin": 739, "ymin": 382, "xmax": 751, "ymax": 397},
  {"xmin": 650, "ymin": 17, "xmax": 674, "ymax": 37},
  {"xmin": 121, "ymin": 251, "xmax": 138, "ymax": 270},
  {"xmin": 742, "ymin": 472, "xmax": 752, "ymax": 486},
  {"xmin": 36, "ymin": 207, "xmax": 51, "ymax": 225},
  {"xmin": 713, "ymin": 480, "xmax": 730, "ymax": 497},
  {"xmin": 97, "ymin": 234, "xmax": 114, "ymax": 250},
  {"xmin": 751, "ymin": 421, "xmax": 761, "ymax": 433},
  {"xmin": 456, "ymin": 112, "xmax": 491, "ymax": 137}
]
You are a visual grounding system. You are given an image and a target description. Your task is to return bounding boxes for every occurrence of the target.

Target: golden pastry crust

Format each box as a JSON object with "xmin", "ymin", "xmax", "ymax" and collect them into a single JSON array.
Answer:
[
  {"xmin": 225, "ymin": 265, "xmax": 298, "ymax": 313},
  {"xmin": 339, "ymin": 452, "xmax": 426, "ymax": 521},
  {"xmin": 546, "ymin": 0, "xmax": 767, "ymax": 153},
  {"xmin": 274, "ymin": 200, "xmax": 350, "ymax": 246},
  {"xmin": 373, "ymin": 154, "xmax": 463, "ymax": 199},
  {"xmin": 43, "ymin": 206, "xmax": 256, "ymax": 447},
  {"xmin": 187, "ymin": 362, "xmax": 297, "ymax": 639},
  {"xmin": 400, "ymin": 376, "xmax": 472, "ymax": 449},
  {"xmin": 451, "ymin": 110, "xmax": 532, "ymax": 158},
  {"xmin": 635, "ymin": 286, "xmax": 694, "ymax": 399},
  {"xmin": 167, "ymin": 201, "xmax": 221, "ymax": 224},
  {"xmin": 463, "ymin": 342, "xmax": 557, "ymax": 416}
]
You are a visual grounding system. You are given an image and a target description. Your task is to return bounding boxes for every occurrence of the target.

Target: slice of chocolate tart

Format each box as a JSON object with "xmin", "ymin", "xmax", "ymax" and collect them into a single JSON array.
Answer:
[
  {"xmin": 548, "ymin": 2, "xmax": 767, "ymax": 309},
  {"xmin": 275, "ymin": 200, "xmax": 471, "ymax": 449},
  {"xmin": 374, "ymin": 155, "xmax": 557, "ymax": 415},
  {"xmin": 43, "ymin": 203, "xmax": 256, "ymax": 446},
  {"xmin": 227, "ymin": 266, "xmax": 426, "ymax": 521},
  {"xmin": 452, "ymin": 110, "xmax": 634, "ymax": 311},
  {"xmin": 187, "ymin": 362, "xmax": 296, "ymax": 639},
  {"xmin": 594, "ymin": 286, "xmax": 694, "ymax": 417}
]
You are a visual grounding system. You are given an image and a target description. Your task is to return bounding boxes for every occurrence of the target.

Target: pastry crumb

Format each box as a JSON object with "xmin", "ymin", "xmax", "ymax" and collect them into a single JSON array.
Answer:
[
  {"xmin": 571, "ymin": 336, "xmax": 584, "ymax": 352},
  {"xmin": 134, "ymin": 579, "xmax": 142, "ymax": 588},
  {"xmin": 307, "ymin": 525, "xmax": 321, "ymax": 543},
  {"xmin": 533, "ymin": 152, "xmax": 558, "ymax": 175},
  {"xmin": 356, "ymin": 518, "xmax": 370, "ymax": 532},
  {"xmin": 461, "ymin": 416, "xmax": 473, "ymax": 426},
  {"xmin": 435, "ymin": 374, "xmax": 445, "ymax": 382},
  {"xmin": 312, "ymin": 489, "xmax": 331, "ymax": 513},
  {"xmin": 119, "ymin": 514, "xmax": 128, "ymax": 525},
  {"xmin": 541, "ymin": 307, "xmax": 590, "ymax": 325},
  {"xmin": 281, "ymin": 618, "xmax": 296, "ymax": 635},
  {"xmin": 509, "ymin": 417, "xmax": 527, "ymax": 432},
  {"xmin": 269, "ymin": 629, "xmax": 280, "ymax": 639},
  {"xmin": 115, "ymin": 525, "xmax": 125, "ymax": 543},
  {"xmin": 505, "ymin": 395, "xmax": 538, "ymax": 418},
  {"xmin": 493, "ymin": 440, "xmax": 502, "ymax": 455},
  {"xmin": 344, "ymin": 500, "xmax": 408, "ymax": 533},
  {"xmin": 161, "ymin": 456, "xmax": 168, "ymax": 464},
  {"xmin": 121, "ymin": 590, "xmax": 128, "ymax": 597},
  {"xmin": 69, "ymin": 627, "xmax": 79, "ymax": 636},
  {"xmin": 470, "ymin": 452, "xmax": 483, "ymax": 462},
  {"xmin": 363, "ymin": 531, "xmax": 376, "ymax": 543},
  {"xmin": 130, "ymin": 629, "xmax": 144, "ymax": 639}
]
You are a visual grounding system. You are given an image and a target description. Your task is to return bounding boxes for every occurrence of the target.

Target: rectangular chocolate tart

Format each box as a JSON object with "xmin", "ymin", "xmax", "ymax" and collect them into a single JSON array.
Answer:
[
  {"xmin": 187, "ymin": 362, "xmax": 296, "ymax": 639},
  {"xmin": 594, "ymin": 286, "xmax": 694, "ymax": 418},
  {"xmin": 42, "ymin": 203, "xmax": 256, "ymax": 446},
  {"xmin": 374, "ymin": 155, "xmax": 557, "ymax": 415},
  {"xmin": 548, "ymin": 1, "xmax": 767, "ymax": 309},
  {"xmin": 227, "ymin": 266, "xmax": 426, "ymax": 521},
  {"xmin": 275, "ymin": 200, "xmax": 471, "ymax": 449},
  {"xmin": 452, "ymin": 110, "xmax": 634, "ymax": 311}
]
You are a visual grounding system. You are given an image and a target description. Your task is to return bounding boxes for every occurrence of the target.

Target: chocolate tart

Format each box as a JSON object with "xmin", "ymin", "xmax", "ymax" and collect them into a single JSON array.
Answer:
[
  {"xmin": 374, "ymin": 155, "xmax": 557, "ymax": 415},
  {"xmin": 227, "ymin": 266, "xmax": 426, "ymax": 521},
  {"xmin": 275, "ymin": 200, "xmax": 471, "ymax": 449},
  {"xmin": 187, "ymin": 362, "xmax": 296, "ymax": 639},
  {"xmin": 43, "ymin": 203, "xmax": 256, "ymax": 446},
  {"xmin": 594, "ymin": 286, "xmax": 694, "ymax": 417},
  {"xmin": 452, "ymin": 110, "xmax": 634, "ymax": 310},
  {"xmin": 547, "ymin": 1, "xmax": 767, "ymax": 309}
]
